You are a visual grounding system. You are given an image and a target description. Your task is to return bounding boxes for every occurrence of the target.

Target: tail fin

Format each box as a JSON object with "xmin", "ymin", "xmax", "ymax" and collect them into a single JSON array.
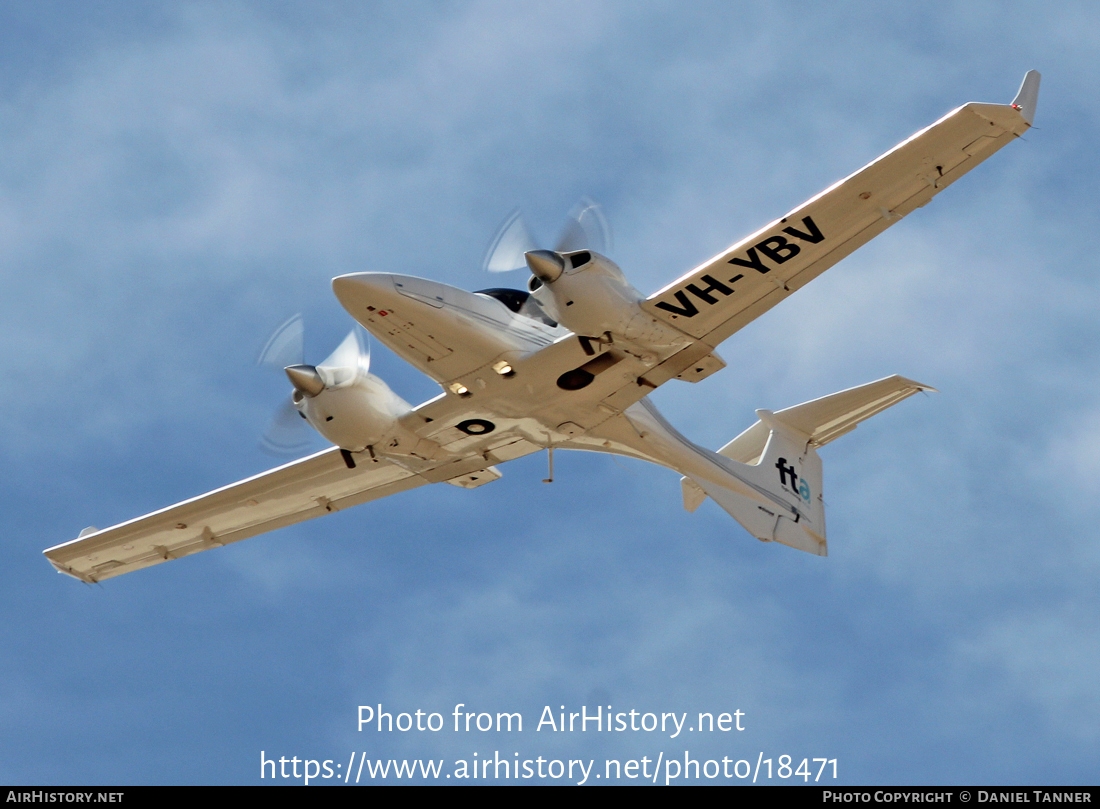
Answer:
[{"xmin": 681, "ymin": 375, "xmax": 934, "ymax": 556}]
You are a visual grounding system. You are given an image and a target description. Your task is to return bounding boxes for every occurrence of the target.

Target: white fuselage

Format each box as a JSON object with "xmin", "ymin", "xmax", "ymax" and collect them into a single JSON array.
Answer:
[
  {"xmin": 332, "ymin": 273, "xmax": 567, "ymax": 386},
  {"xmin": 328, "ymin": 270, "xmax": 774, "ymax": 504}
]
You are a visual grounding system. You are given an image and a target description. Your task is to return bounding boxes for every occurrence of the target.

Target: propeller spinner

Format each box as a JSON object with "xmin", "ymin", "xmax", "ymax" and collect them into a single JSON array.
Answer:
[
  {"xmin": 257, "ymin": 316, "xmax": 374, "ymax": 455},
  {"xmin": 481, "ymin": 198, "xmax": 612, "ymax": 278}
]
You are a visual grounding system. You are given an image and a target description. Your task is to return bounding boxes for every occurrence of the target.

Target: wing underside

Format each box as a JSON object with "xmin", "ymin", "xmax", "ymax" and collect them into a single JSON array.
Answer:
[
  {"xmin": 644, "ymin": 75, "xmax": 1038, "ymax": 348},
  {"xmin": 43, "ymin": 448, "xmax": 496, "ymax": 583}
]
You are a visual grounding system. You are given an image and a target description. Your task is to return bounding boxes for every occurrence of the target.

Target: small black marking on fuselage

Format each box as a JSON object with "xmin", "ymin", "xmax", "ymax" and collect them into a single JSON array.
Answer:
[{"xmin": 457, "ymin": 419, "xmax": 496, "ymax": 436}]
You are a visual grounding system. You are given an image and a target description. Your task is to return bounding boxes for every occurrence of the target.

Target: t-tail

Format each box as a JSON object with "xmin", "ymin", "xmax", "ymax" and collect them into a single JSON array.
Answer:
[{"xmin": 679, "ymin": 375, "xmax": 934, "ymax": 556}]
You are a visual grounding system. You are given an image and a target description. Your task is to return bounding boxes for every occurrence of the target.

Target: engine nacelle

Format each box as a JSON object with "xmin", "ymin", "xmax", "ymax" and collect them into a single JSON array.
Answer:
[
  {"xmin": 294, "ymin": 372, "xmax": 413, "ymax": 452},
  {"xmin": 527, "ymin": 250, "xmax": 687, "ymax": 348}
]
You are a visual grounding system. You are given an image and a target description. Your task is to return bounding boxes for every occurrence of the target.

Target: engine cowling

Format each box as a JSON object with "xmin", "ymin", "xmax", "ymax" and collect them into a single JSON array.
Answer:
[
  {"xmin": 289, "ymin": 368, "xmax": 413, "ymax": 453},
  {"xmin": 525, "ymin": 249, "xmax": 688, "ymax": 349}
]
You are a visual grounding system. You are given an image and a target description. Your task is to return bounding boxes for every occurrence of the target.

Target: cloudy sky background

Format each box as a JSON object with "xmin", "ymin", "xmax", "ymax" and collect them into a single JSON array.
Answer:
[{"xmin": 2, "ymin": 1, "xmax": 1097, "ymax": 785}]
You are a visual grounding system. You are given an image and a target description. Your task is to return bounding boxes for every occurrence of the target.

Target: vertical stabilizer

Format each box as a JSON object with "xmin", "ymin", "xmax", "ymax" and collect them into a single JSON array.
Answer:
[{"xmin": 686, "ymin": 413, "xmax": 827, "ymax": 556}]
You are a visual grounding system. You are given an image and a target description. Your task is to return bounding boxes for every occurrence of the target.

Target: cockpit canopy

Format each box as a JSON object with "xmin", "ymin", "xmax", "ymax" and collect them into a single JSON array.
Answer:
[{"xmin": 474, "ymin": 287, "xmax": 557, "ymax": 326}]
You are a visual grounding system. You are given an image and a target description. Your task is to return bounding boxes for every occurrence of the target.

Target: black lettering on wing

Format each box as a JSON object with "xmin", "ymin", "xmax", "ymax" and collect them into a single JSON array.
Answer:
[
  {"xmin": 728, "ymin": 216, "xmax": 826, "ymax": 275},
  {"xmin": 756, "ymin": 235, "xmax": 800, "ymax": 264},
  {"xmin": 686, "ymin": 274, "xmax": 735, "ymax": 304},
  {"xmin": 728, "ymin": 247, "xmax": 770, "ymax": 274},
  {"xmin": 654, "ymin": 290, "xmax": 700, "ymax": 318},
  {"xmin": 782, "ymin": 215, "xmax": 824, "ymax": 244}
]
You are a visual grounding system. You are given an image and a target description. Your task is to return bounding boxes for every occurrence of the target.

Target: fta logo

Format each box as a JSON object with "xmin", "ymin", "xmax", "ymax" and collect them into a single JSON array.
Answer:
[{"xmin": 775, "ymin": 457, "xmax": 811, "ymax": 502}]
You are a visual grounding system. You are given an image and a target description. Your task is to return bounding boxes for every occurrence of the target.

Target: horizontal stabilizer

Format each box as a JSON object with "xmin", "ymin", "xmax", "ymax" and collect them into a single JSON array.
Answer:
[{"xmin": 717, "ymin": 375, "xmax": 934, "ymax": 465}]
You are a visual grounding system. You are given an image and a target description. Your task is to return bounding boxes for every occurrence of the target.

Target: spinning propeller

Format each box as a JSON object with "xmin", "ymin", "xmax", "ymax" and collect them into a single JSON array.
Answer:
[
  {"xmin": 481, "ymin": 198, "xmax": 612, "ymax": 280},
  {"xmin": 256, "ymin": 314, "xmax": 370, "ymax": 455}
]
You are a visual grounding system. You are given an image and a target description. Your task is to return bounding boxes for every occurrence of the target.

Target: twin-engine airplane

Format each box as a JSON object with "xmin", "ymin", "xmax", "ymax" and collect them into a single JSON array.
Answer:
[{"xmin": 45, "ymin": 72, "xmax": 1041, "ymax": 583}]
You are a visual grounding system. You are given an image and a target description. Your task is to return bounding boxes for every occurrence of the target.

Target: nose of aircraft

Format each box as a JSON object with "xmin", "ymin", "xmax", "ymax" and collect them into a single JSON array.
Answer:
[{"xmin": 332, "ymin": 273, "xmax": 399, "ymax": 317}]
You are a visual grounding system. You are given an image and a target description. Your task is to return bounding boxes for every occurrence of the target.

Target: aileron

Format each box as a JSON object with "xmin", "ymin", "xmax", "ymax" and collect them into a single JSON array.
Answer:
[{"xmin": 44, "ymin": 448, "xmax": 427, "ymax": 582}]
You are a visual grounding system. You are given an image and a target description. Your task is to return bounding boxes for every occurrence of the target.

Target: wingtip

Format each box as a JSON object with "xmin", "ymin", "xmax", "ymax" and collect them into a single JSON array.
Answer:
[
  {"xmin": 1011, "ymin": 70, "xmax": 1041, "ymax": 126},
  {"xmin": 44, "ymin": 554, "xmax": 97, "ymax": 583},
  {"xmin": 892, "ymin": 375, "xmax": 938, "ymax": 394}
]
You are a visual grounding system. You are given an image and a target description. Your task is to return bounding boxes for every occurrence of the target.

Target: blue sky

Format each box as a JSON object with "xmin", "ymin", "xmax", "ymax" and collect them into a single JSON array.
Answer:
[{"xmin": 2, "ymin": 1, "xmax": 1098, "ymax": 785}]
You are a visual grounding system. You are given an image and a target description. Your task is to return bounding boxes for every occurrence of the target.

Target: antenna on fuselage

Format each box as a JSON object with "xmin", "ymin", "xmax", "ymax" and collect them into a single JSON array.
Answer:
[{"xmin": 542, "ymin": 435, "xmax": 554, "ymax": 484}]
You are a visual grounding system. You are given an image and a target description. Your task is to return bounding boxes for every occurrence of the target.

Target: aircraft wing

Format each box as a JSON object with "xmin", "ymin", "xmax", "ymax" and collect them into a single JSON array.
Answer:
[
  {"xmin": 642, "ymin": 71, "xmax": 1040, "ymax": 347},
  {"xmin": 43, "ymin": 446, "xmax": 501, "ymax": 583}
]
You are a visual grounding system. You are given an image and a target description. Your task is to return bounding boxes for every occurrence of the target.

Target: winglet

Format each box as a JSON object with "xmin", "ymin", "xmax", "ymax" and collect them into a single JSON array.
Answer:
[{"xmin": 1011, "ymin": 70, "xmax": 1041, "ymax": 125}]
